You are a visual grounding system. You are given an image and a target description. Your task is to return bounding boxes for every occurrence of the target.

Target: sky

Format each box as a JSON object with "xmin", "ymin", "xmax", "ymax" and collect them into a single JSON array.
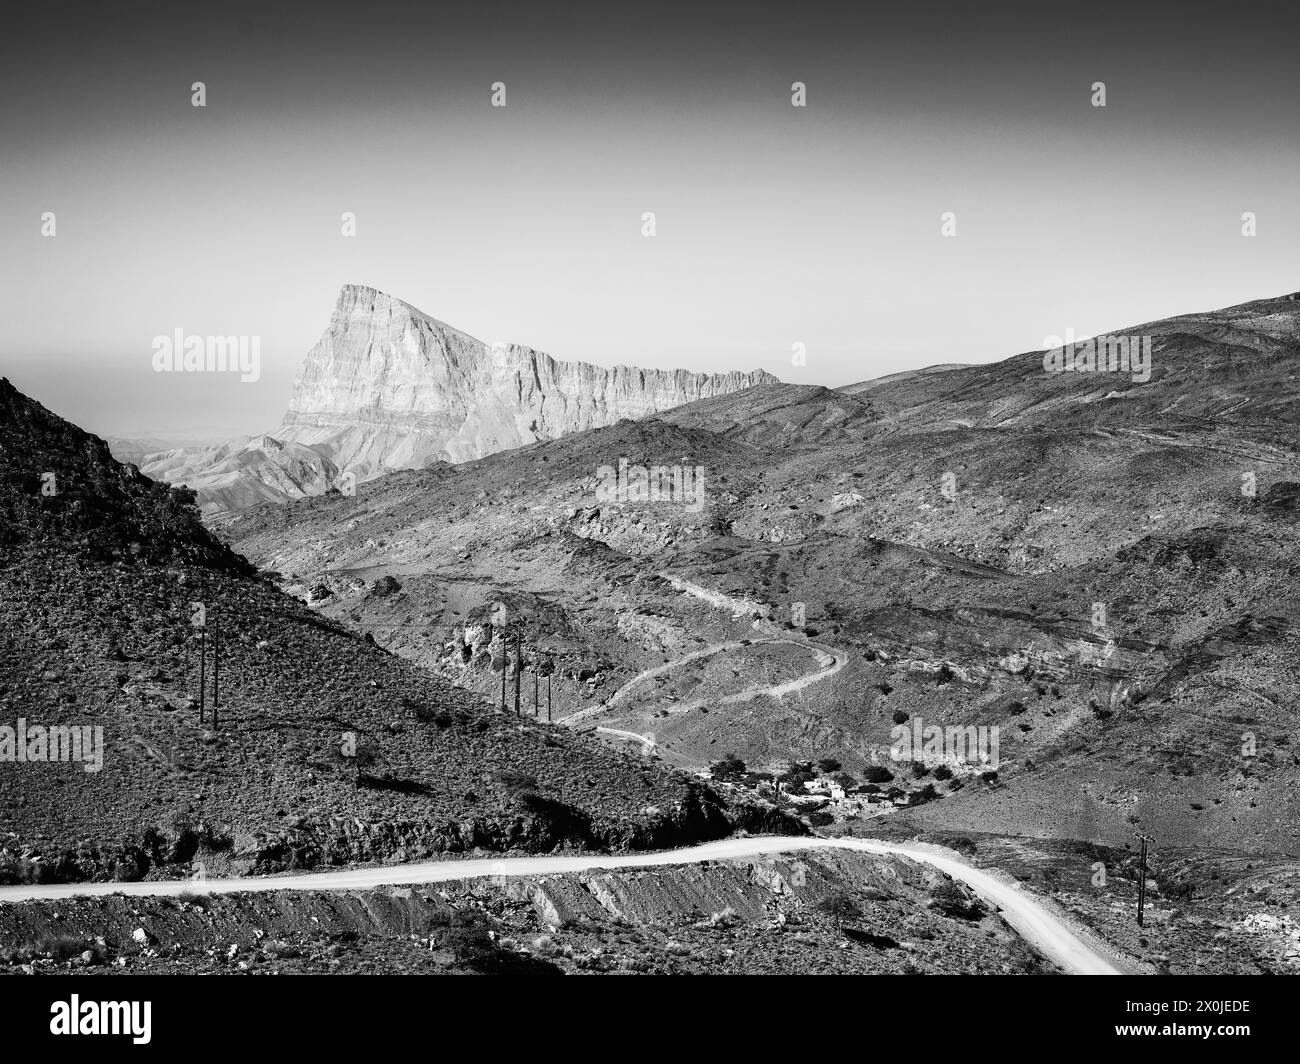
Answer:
[{"xmin": 1, "ymin": 0, "xmax": 1297, "ymax": 438}]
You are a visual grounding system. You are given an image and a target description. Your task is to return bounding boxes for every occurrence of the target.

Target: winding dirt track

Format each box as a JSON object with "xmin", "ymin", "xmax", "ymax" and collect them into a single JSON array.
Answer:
[
  {"xmin": 563, "ymin": 636, "xmax": 847, "ymax": 728},
  {"xmin": 0, "ymin": 836, "xmax": 1123, "ymax": 975}
]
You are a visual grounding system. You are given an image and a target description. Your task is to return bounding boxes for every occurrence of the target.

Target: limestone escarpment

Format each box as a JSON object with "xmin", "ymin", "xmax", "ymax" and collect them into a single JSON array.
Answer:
[
  {"xmin": 279, "ymin": 284, "xmax": 776, "ymax": 467},
  {"xmin": 138, "ymin": 285, "xmax": 776, "ymax": 511}
]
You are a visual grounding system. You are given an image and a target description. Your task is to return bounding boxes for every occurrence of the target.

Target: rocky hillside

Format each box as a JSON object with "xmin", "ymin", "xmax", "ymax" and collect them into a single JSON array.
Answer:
[
  {"xmin": 220, "ymin": 290, "xmax": 1300, "ymax": 856},
  {"xmin": 139, "ymin": 285, "xmax": 775, "ymax": 512},
  {"xmin": 0, "ymin": 379, "xmax": 248, "ymax": 573},
  {"xmin": 0, "ymin": 379, "xmax": 798, "ymax": 887},
  {"xmin": 854, "ymin": 291, "xmax": 1300, "ymax": 431}
]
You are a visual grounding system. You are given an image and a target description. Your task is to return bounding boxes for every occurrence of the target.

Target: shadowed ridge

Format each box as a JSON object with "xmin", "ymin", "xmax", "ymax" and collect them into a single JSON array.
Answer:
[{"xmin": 0, "ymin": 377, "xmax": 254, "ymax": 574}]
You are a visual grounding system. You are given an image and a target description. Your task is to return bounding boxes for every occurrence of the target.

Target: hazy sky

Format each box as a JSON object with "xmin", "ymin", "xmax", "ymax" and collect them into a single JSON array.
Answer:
[{"xmin": 1, "ymin": 0, "xmax": 1297, "ymax": 437}]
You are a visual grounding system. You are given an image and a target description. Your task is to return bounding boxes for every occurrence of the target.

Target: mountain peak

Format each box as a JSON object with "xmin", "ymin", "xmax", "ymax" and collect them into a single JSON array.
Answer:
[
  {"xmin": 283, "ymin": 288, "xmax": 777, "ymax": 466},
  {"xmin": 140, "ymin": 288, "xmax": 778, "ymax": 512},
  {"xmin": 336, "ymin": 283, "xmax": 414, "ymax": 314},
  {"xmin": 329, "ymin": 284, "xmax": 481, "ymax": 347}
]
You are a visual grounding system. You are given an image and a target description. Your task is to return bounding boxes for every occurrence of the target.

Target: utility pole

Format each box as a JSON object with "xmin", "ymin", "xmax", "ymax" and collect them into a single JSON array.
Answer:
[
  {"xmin": 546, "ymin": 658, "xmax": 553, "ymax": 723},
  {"xmin": 1135, "ymin": 833, "xmax": 1152, "ymax": 926},
  {"xmin": 500, "ymin": 635, "xmax": 507, "ymax": 712},
  {"xmin": 533, "ymin": 655, "xmax": 539, "ymax": 716},
  {"xmin": 513, "ymin": 634, "xmax": 522, "ymax": 717},
  {"xmin": 212, "ymin": 616, "xmax": 220, "ymax": 730},
  {"xmin": 198, "ymin": 628, "xmax": 207, "ymax": 726}
]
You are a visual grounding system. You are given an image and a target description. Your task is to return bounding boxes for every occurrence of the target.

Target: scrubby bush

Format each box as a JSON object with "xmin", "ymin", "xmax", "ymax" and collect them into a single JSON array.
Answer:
[
  {"xmin": 817, "ymin": 892, "xmax": 862, "ymax": 926},
  {"xmin": 3, "ymin": 934, "xmax": 104, "ymax": 965},
  {"xmin": 710, "ymin": 753, "xmax": 747, "ymax": 781},
  {"xmin": 440, "ymin": 925, "xmax": 497, "ymax": 966},
  {"xmin": 778, "ymin": 761, "xmax": 815, "ymax": 787},
  {"xmin": 928, "ymin": 879, "xmax": 983, "ymax": 920}
]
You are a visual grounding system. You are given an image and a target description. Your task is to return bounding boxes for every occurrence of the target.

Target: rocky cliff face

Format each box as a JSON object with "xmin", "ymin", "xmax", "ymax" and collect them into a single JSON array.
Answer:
[
  {"xmin": 140, "ymin": 286, "xmax": 776, "ymax": 512},
  {"xmin": 279, "ymin": 284, "xmax": 776, "ymax": 473}
]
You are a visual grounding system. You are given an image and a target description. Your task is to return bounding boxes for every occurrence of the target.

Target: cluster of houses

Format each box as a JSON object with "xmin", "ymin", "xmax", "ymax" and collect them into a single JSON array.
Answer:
[{"xmin": 756, "ymin": 774, "xmax": 921, "ymax": 818}]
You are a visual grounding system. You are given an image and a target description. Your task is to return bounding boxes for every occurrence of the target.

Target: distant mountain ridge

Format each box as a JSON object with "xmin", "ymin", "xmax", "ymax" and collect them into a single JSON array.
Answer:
[{"xmin": 138, "ymin": 285, "xmax": 777, "ymax": 512}]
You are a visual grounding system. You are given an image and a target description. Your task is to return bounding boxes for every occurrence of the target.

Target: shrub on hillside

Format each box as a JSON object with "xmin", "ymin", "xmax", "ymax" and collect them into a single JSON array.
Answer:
[
  {"xmin": 710, "ymin": 753, "xmax": 747, "ymax": 781},
  {"xmin": 778, "ymin": 761, "xmax": 815, "ymax": 787},
  {"xmin": 2, "ymin": 934, "xmax": 105, "ymax": 965},
  {"xmin": 817, "ymin": 892, "xmax": 862, "ymax": 925}
]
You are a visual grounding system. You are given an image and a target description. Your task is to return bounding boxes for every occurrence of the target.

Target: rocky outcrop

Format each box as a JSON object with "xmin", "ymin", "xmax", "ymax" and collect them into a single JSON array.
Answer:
[
  {"xmin": 0, "ymin": 377, "xmax": 252, "ymax": 573},
  {"xmin": 142, "ymin": 285, "xmax": 776, "ymax": 512},
  {"xmin": 285, "ymin": 285, "xmax": 775, "ymax": 461}
]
